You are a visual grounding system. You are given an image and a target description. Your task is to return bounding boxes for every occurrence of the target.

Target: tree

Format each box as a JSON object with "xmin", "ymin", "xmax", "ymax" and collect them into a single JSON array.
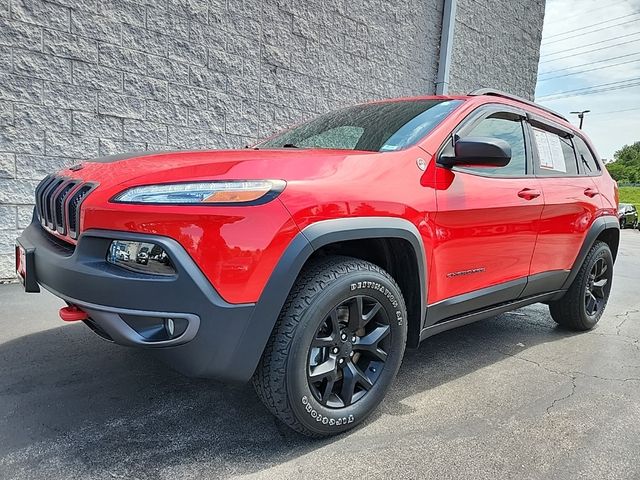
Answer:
[{"xmin": 606, "ymin": 142, "xmax": 640, "ymax": 183}]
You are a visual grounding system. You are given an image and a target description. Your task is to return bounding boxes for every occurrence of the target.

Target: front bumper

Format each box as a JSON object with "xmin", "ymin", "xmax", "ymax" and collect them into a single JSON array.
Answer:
[{"xmin": 17, "ymin": 220, "xmax": 262, "ymax": 382}]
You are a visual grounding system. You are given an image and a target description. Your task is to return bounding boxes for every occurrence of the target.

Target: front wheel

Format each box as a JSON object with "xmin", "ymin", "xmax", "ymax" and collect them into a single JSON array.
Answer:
[
  {"xmin": 548, "ymin": 241, "xmax": 613, "ymax": 330},
  {"xmin": 252, "ymin": 256, "xmax": 407, "ymax": 437}
]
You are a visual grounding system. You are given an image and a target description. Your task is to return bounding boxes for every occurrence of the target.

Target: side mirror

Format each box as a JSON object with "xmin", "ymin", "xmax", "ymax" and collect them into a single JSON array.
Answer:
[{"xmin": 439, "ymin": 136, "xmax": 512, "ymax": 168}]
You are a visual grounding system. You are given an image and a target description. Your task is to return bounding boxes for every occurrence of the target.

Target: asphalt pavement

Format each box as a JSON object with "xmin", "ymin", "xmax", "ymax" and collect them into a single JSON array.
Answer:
[{"xmin": 1, "ymin": 230, "xmax": 639, "ymax": 480}]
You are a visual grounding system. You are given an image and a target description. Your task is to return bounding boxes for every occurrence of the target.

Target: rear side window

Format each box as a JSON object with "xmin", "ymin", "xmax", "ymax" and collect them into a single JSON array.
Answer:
[
  {"xmin": 573, "ymin": 136, "xmax": 601, "ymax": 176},
  {"xmin": 532, "ymin": 127, "xmax": 579, "ymax": 176}
]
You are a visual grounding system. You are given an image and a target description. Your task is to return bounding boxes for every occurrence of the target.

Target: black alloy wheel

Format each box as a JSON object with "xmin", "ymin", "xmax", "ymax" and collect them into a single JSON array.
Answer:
[
  {"xmin": 549, "ymin": 240, "xmax": 613, "ymax": 331},
  {"xmin": 584, "ymin": 257, "xmax": 611, "ymax": 317},
  {"xmin": 252, "ymin": 256, "xmax": 407, "ymax": 437},
  {"xmin": 307, "ymin": 295, "xmax": 390, "ymax": 408}
]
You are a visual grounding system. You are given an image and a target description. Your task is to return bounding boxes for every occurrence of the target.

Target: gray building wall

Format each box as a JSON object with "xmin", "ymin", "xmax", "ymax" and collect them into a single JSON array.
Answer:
[
  {"xmin": 0, "ymin": 0, "xmax": 544, "ymax": 279},
  {"xmin": 447, "ymin": 0, "xmax": 545, "ymax": 99}
]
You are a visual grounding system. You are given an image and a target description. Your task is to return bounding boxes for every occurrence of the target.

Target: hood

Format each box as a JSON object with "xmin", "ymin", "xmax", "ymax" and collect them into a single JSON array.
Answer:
[{"xmin": 61, "ymin": 148, "xmax": 377, "ymax": 190}]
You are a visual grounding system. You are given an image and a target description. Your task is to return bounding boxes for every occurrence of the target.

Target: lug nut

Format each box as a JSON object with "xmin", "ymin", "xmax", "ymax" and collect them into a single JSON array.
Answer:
[
  {"xmin": 332, "ymin": 347, "xmax": 339, "ymax": 354},
  {"xmin": 339, "ymin": 358, "xmax": 344, "ymax": 364},
  {"xmin": 351, "ymin": 336, "xmax": 357, "ymax": 342},
  {"xmin": 349, "ymin": 351, "xmax": 354, "ymax": 357},
  {"xmin": 341, "ymin": 333, "xmax": 347, "ymax": 341}
]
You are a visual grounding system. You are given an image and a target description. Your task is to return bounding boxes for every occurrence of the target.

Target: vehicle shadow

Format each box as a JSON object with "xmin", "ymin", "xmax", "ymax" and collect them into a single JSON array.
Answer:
[{"xmin": 0, "ymin": 304, "xmax": 577, "ymax": 479}]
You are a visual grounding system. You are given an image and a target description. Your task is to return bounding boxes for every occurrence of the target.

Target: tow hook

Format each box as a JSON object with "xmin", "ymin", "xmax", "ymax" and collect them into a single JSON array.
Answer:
[{"xmin": 59, "ymin": 306, "xmax": 89, "ymax": 322}]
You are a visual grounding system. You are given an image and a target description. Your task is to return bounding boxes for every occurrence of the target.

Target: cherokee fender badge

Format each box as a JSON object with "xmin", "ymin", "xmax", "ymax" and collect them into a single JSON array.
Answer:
[{"xmin": 447, "ymin": 267, "xmax": 486, "ymax": 278}]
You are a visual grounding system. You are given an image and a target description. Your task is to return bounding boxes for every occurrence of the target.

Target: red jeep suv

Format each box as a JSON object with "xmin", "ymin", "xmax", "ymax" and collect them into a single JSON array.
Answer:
[{"xmin": 16, "ymin": 89, "xmax": 619, "ymax": 437}]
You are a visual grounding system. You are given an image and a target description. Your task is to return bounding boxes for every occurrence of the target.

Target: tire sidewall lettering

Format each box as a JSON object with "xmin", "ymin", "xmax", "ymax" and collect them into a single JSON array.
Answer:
[
  {"xmin": 350, "ymin": 281, "xmax": 403, "ymax": 325},
  {"xmin": 301, "ymin": 395, "xmax": 354, "ymax": 426}
]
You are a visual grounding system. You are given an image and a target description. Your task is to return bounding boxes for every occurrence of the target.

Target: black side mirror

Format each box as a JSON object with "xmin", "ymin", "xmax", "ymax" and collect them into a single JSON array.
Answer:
[{"xmin": 439, "ymin": 136, "xmax": 512, "ymax": 168}]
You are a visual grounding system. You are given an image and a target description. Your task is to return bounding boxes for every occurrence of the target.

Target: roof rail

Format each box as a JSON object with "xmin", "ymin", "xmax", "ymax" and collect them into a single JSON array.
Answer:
[{"xmin": 468, "ymin": 88, "xmax": 568, "ymax": 122}]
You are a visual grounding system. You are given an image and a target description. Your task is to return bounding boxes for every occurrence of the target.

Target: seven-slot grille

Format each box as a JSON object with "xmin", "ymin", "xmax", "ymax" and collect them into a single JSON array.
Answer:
[{"xmin": 34, "ymin": 175, "xmax": 96, "ymax": 240}]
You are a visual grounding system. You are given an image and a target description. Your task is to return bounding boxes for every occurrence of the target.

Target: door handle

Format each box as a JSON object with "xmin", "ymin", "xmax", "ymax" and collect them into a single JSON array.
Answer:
[
  {"xmin": 517, "ymin": 188, "xmax": 541, "ymax": 200},
  {"xmin": 584, "ymin": 187, "xmax": 599, "ymax": 198}
]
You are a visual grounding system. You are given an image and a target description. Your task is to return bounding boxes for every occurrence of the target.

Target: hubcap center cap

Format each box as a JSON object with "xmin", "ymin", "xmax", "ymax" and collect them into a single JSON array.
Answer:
[{"xmin": 340, "ymin": 341, "xmax": 353, "ymax": 358}]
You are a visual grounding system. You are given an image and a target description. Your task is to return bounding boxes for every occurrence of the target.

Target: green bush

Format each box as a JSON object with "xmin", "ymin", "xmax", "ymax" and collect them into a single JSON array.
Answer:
[
  {"xmin": 619, "ymin": 186, "xmax": 640, "ymax": 211},
  {"xmin": 606, "ymin": 142, "xmax": 640, "ymax": 184}
]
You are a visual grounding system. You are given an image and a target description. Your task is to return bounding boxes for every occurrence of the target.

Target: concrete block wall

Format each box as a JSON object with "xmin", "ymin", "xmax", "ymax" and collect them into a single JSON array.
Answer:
[
  {"xmin": 447, "ymin": 0, "xmax": 546, "ymax": 99},
  {"xmin": 0, "ymin": 0, "xmax": 442, "ymax": 278},
  {"xmin": 0, "ymin": 0, "xmax": 546, "ymax": 280}
]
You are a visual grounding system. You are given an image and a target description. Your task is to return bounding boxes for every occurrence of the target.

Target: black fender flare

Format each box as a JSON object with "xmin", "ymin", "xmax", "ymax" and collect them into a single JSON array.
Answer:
[
  {"xmin": 561, "ymin": 215, "xmax": 620, "ymax": 290},
  {"xmin": 236, "ymin": 217, "xmax": 427, "ymax": 380}
]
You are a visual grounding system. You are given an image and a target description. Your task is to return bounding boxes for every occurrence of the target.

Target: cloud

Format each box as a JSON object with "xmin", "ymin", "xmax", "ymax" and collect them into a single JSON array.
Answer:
[{"xmin": 535, "ymin": 0, "xmax": 640, "ymax": 159}]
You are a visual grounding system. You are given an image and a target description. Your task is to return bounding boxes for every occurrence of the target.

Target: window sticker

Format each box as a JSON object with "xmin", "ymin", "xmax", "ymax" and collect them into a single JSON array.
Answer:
[{"xmin": 533, "ymin": 128, "xmax": 566, "ymax": 172}]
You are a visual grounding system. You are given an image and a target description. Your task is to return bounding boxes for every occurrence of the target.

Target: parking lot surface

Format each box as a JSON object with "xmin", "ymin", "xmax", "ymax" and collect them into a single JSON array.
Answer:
[{"xmin": 1, "ymin": 230, "xmax": 639, "ymax": 480}]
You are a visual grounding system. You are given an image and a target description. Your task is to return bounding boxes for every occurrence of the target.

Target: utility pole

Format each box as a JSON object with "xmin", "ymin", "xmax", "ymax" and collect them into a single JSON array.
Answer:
[{"xmin": 570, "ymin": 110, "xmax": 590, "ymax": 129}]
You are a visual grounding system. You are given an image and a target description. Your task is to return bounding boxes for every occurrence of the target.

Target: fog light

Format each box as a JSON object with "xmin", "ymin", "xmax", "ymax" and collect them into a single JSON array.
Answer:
[
  {"xmin": 120, "ymin": 314, "xmax": 189, "ymax": 341},
  {"xmin": 107, "ymin": 240, "xmax": 176, "ymax": 275}
]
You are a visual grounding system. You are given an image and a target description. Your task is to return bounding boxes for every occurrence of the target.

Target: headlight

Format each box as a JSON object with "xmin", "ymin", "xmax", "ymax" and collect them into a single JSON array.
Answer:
[{"xmin": 112, "ymin": 180, "xmax": 286, "ymax": 205}]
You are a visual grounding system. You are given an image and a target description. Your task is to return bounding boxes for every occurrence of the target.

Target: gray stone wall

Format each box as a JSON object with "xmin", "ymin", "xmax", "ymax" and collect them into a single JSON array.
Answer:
[
  {"xmin": 0, "ymin": 0, "xmax": 443, "ymax": 278},
  {"xmin": 447, "ymin": 0, "xmax": 545, "ymax": 99},
  {"xmin": 0, "ymin": 0, "xmax": 545, "ymax": 280}
]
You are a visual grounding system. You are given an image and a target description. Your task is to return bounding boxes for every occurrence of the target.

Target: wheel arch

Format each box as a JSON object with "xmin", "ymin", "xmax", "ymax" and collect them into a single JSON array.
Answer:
[
  {"xmin": 239, "ymin": 217, "xmax": 427, "ymax": 380},
  {"xmin": 561, "ymin": 215, "xmax": 620, "ymax": 291},
  {"xmin": 302, "ymin": 218, "xmax": 427, "ymax": 348}
]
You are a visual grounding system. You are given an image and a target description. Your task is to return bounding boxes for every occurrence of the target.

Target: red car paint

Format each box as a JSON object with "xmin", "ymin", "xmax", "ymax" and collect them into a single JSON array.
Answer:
[{"xmin": 43, "ymin": 94, "xmax": 616, "ymax": 307}]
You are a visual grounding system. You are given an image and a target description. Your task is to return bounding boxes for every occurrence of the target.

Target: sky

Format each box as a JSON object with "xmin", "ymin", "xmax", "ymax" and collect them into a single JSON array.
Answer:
[{"xmin": 535, "ymin": 0, "xmax": 640, "ymax": 160}]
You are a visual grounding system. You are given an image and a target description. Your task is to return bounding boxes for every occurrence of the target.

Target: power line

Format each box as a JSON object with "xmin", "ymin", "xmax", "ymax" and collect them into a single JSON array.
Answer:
[
  {"xmin": 539, "ymin": 77, "xmax": 640, "ymax": 96},
  {"xmin": 539, "ymin": 37, "xmax": 640, "ymax": 64},
  {"xmin": 538, "ymin": 81, "xmax": 640, "ymax": 101},
  {"xmin": 545, "ymin": 0, "xmax": 631, "ymax": 26},
  {"xmin": 542, "ymin": 16, "xmax": 640, "ymax": 46},
  {"xmin": 543, "ymin": 12, "xmax": 640, "ymax": 41},
  {"xmin": 590, "ymin": 106, "xmax": 640, "ymax": 116},
  {"xmin": 538, "ymin": 77, "xmax": 640, "ymax": 98},
  {"xmin": 541, "ymin": 30, "xmax": 640, "ymax": 58},
  {"xmin": 539, "ymin": 52, "xmax": 640, "ymax": 76},
  {"xmin": 538, "ymin": 58, "xmax": 640, "ymax": 81}
]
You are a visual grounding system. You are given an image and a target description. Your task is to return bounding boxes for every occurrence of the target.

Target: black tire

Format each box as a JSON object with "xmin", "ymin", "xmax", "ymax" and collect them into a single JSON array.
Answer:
[
  {"xmin": 252, "ymin": 256, "xmax": 408, "ymax": 437},
  {"xmin": 548, "ymin": 241, "xmax": 613, "ymax": 331}
]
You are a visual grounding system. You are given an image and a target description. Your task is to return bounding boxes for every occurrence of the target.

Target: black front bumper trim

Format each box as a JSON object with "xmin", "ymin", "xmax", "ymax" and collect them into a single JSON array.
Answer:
[{"xmin": 17, "ymin": 221, "xmax": 259, "ymax": 382}]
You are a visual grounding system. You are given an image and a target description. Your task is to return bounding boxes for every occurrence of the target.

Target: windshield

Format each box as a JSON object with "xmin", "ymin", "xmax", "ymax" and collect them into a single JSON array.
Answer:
[{"xmin": 256, "ymin": 99, "xmax": 463, "ymax": 152}]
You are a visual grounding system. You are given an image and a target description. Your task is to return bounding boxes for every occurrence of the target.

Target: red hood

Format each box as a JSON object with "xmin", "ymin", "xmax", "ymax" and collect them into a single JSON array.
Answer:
[{"xmin": 61, "ymin": 148, "xmax": 377, "ymax": 190}]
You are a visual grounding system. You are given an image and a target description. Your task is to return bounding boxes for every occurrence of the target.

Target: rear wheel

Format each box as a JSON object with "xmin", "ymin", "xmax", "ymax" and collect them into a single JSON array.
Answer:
[
  {"xmin": 549, "ymin": 241, "xmax": 613, "ymax": 330},
  {"xmin": 252, "ymin": 256, "xmax": 407, "ymax": 437}
]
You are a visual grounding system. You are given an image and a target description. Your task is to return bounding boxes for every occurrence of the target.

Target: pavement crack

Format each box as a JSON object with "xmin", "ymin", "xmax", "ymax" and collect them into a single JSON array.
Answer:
[
  {"xmin": 615, "ymin": 309, "xmax": 640, "ymax": 336},
  {"xmin": 495, "ymin": 349, "xmax": 580, "ymax": 414},
  {"xmin": 571, "ymin": 371, "xmax": 640, "ymax": 383},
  {"xmin": 589, "ymin": 332, "xmax": 640, "ymax": 350},
  {"xmin": 545, "ymin": 376, "xmax": 577, "ymax": 414},
  {"xmin": 495, "ymin": 349, "xmax": 568, "ymax": 378}
]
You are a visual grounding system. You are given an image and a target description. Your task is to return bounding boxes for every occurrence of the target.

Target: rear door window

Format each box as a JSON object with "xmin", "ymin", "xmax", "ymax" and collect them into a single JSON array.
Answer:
[
  {"xmin": 532, "ymin": 127, "xmax": 579, "ymax": 176},
  {"xmin": 573, "ymin": 136, "xmax": 602, "ymax": 176}
]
